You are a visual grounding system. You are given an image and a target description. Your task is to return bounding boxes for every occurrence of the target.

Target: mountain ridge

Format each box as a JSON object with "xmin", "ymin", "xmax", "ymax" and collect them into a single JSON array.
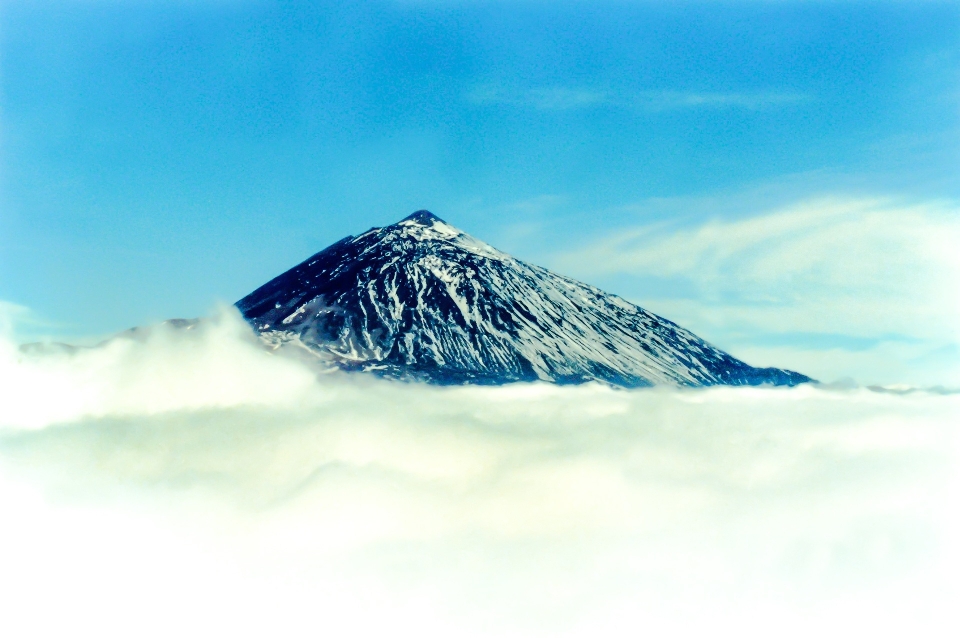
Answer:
[{"xmin": 236, "ymin": 211, "xmax": 811, "ymax": 387}]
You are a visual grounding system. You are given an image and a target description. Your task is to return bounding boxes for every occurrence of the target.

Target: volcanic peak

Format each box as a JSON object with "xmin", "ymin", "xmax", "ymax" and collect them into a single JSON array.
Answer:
[
  {"xmin": 400, "ymin": 209, "xmax": 445, "ymax": 226},
  {"xmin": 236, "ymin": 210, "xmax": 812, "ymax": 388}
]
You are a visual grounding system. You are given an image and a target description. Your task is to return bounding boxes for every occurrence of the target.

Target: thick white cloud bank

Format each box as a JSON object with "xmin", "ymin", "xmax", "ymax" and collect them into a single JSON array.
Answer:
[{"xmin": 1, "ymin": 308, "xmax": 958, "ymax": 637}]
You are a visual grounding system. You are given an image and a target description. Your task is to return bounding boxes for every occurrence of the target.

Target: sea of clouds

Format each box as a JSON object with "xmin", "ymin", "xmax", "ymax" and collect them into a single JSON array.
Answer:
[{"xmin": 1, "ymin": 307, "xmax": 958, "ymax": 637}]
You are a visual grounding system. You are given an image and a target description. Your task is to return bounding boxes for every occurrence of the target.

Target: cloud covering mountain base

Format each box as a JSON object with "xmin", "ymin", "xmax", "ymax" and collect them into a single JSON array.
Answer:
[{"xmin": 1, "ymin": 308, "xmax": 958, "ymax": 637}]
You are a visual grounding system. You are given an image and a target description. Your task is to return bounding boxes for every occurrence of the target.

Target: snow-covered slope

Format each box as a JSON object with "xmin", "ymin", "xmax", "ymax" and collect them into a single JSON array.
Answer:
[{"xmin": 237, "ymin": 211, "xmax": 811, "ymax": 387}]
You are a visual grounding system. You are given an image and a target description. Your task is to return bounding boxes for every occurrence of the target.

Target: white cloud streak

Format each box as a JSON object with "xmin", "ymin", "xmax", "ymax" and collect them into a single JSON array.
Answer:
[
  {"xmin": 557, "ymin": 197, "xmax": 960, "ymax": 385},
  {"xmin": 636, "ymin": 89, "xmax": 810, "ymax": 110},
  {"xmin": 466, "ymin": 85, "xmax": 610, "ymax": 110},
  {"xmin": 1, "ymin": 309, "xmax": 958, "ymax": 636},
  {"xmin": 465, "ymin": 84, "xmax": 810, "ymax": 111}
]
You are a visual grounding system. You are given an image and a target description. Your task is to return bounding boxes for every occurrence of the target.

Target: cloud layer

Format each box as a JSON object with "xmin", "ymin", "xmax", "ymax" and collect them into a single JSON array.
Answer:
[{"xmin": 1, "ymin": 308, "xmax": 958, "ymax": 636}]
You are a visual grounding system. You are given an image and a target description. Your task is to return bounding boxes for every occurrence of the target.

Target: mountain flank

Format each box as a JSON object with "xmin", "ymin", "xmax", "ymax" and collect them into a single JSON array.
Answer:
[{"xmin": 237, "ymin": 211, "xmax": 811, "ymax": 387}]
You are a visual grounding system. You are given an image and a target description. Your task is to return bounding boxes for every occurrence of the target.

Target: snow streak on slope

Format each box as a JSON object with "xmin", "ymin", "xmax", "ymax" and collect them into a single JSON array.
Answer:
[{"xmin": 238, "ymin": 211, "xmax": 809, "ymax": 387}]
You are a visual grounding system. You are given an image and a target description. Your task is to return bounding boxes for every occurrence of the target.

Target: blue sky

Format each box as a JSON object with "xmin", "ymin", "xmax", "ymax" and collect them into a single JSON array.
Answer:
[{"xmin": 1, "ymin": 0, "xmax": 958, "ymax": 384}]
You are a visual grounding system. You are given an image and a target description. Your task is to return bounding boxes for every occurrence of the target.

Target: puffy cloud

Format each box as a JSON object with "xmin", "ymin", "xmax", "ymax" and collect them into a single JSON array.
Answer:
[{"xmin": 0, "ymin": 307, "xmax": 318, "ymax": 430}]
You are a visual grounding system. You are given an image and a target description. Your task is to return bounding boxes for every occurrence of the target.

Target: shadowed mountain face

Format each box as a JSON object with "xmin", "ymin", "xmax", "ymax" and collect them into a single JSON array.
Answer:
[{"xmin": 237, "ymin": 211, "xmax": 811, "ymax": 387}]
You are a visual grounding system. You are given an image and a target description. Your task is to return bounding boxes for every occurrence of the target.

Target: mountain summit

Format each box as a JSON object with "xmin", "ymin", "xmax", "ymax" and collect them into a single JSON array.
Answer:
[
  {"xmin": 402, "ymin": 209, "xmax": 445, "ymax": 225},
  {"xmin": 237, "ymin": 211, "xmax": 811, "ymax": 387}
]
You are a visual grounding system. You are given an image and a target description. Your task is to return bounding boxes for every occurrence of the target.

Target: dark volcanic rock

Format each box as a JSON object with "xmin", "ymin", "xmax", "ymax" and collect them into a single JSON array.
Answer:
[{"xmin": 237, "ymin": 211, "xmax": 812, "ymax": 387}]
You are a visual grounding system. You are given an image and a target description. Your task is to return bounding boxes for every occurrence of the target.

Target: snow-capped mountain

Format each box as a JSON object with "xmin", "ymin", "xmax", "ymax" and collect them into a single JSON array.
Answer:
[{"xmin": 237, "ymin": 210, "xmax": 811, "ymax": 387}]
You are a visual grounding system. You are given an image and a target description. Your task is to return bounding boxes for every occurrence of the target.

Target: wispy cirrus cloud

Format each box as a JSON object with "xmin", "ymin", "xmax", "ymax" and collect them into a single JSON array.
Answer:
[
  {"xmin": 554, "ymin": 197, "xmax": 960, "ymax": 385},
  {"xmin": 636, "ymin": 89, "xmax": 810, "ymax": 111},
  {"xmin": 465, "ymin": 84, "xmax": 610, "ymax": 110},
  {"xmin": 0, "ymin": 300, "xmax": 73, "ymax": 343},
  {"xmin": 465, "ymin": 84, "xmax": 810, "ymax": 111}
]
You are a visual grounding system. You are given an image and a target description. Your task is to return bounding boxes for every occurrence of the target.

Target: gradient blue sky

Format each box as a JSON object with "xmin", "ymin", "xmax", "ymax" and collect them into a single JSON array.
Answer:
[{"xmin": 1, "ymin": 0, "xmax": 958, "ymax": 384}]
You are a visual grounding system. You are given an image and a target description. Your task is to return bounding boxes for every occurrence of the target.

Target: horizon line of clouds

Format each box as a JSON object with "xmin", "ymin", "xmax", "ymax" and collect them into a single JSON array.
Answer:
[{"xmin": 465, "ymin": 84, "xmax": 812, "ymax": 111}]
